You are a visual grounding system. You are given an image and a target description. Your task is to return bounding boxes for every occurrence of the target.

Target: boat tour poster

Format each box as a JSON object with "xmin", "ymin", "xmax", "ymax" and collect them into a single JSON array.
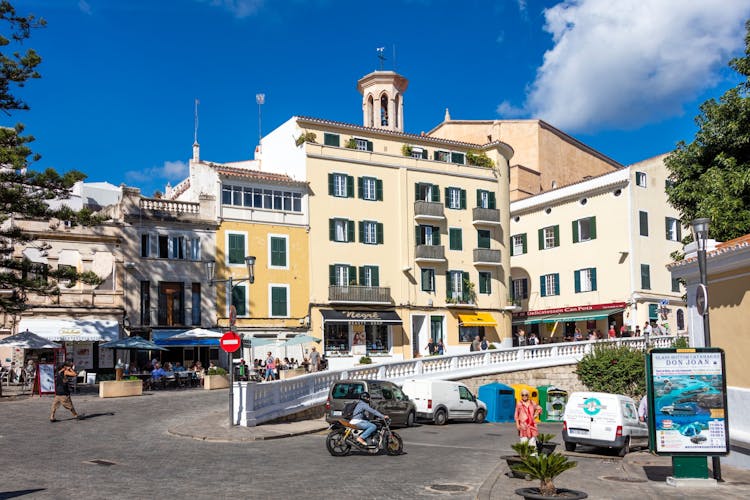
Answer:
[{"xmin": 648, "ymin": 348, "xmax": 729, "ymax": 455}]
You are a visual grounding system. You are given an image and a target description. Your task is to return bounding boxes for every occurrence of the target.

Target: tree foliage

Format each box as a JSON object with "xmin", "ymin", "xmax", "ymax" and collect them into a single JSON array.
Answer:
[
  {"xmin": 0, "ymin": 1, "xmax": 102, "ymax": 315},
  {"xmin": 575, "ymin": 344, "xmax": 646, "ymax": 398},
  {"xmin": 665, "ymin": 20, "xmax": 750, "ymax": 242}
]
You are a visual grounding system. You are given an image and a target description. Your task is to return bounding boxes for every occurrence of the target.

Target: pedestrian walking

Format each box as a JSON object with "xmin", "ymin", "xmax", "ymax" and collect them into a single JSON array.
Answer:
[
  {"xmin": 425, "ymin": 338, "xmax": 436, "ymax": 355},
  {"xmin": 481, "ymin": 337, "xmax": 489, "ymax": 350},
  {"xmin": 50, "ymin": 361, "xmax": 82, "ymax": 422},
  {"xmin": 471, "ymin": 335, "xmax": 481, "ymax": 352},
  {"xmin": 515, "ymin": 389, "xmax": 542, "ymax": 448},
  {"xmin": 437, "ymin": 339, "xmax": 445, "ymax": 355},
  {"xmin": 308, "ymin": 346, "xmax": 321, "ymax": 372}
]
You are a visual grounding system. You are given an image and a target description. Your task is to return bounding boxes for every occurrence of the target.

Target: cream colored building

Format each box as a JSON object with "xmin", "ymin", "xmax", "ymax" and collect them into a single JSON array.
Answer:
[
  {"xmin": 427, "ymin": 118, "xmax": 621, "ymax": 201},
  {"xmin": 257, "ymin": 70, "xmax": 515, "ymax": 369},
  {"xmin": 669, "ymin": 234, "xmax": 750, "ymax": 468},
  {"xmin": 510, "ymin": 154, "xmax": 686, "ymax": 341}
]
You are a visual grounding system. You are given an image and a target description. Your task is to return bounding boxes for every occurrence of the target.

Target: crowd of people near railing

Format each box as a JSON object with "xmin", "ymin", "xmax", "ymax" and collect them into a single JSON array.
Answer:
[
  {"xmin": 514, "ymin": 321, "xmax": 669, "ymax": 346},
  {"xmin": 123, "ymin": 359, "xmax": 205, "ymax": 389},
  {"xmin": 235, "ymin": 348, "xmax": 329, "ymax": 382}
]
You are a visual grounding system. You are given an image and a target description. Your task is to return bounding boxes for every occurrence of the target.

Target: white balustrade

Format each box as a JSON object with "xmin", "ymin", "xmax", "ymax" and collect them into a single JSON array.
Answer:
[{"xmin": 233, "ymin": 336, "xmax": 675, "ymax": 426}]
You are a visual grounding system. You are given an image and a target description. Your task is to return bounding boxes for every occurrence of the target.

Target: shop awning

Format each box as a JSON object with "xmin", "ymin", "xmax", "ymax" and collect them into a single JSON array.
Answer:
[
  {"xmin": 512, "ymin": 308, "xmax": 624, "ymax": 325},
  {"xmin": 320, "ymin": 309, "xmax": 402, "ymax": 324},
  {"xmin": 458, "ymin": 312, "xmax": 497, "ymax": 327},
  {"xmin": 17, "ymin": 318, "xmax": 120, "ymax": 342},
  {"xmin": 152, "ymin": 329, "xmax": 219, "ymax": 347}
]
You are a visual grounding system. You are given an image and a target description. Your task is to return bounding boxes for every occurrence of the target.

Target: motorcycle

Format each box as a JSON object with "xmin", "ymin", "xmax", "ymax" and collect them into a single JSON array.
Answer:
[{"xmin": 326, "ymin": 416, "xmax": 404, "ymax": 456}]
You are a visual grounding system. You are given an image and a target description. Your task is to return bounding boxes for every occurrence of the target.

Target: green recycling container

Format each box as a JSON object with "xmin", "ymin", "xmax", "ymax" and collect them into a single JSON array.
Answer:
[{"xmin": 538, "ymin": 385, "xmax": 567, "ymax": 422}]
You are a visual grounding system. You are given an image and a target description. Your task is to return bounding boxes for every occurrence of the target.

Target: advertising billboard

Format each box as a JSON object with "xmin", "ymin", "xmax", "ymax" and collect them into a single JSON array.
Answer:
[{"xmin": 647, "ymin": 348, "xmax": 729, "ymax": 456}]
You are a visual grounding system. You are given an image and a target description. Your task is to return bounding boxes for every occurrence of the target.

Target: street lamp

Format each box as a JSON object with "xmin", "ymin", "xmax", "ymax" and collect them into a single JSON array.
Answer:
[
  {"xmin": 691, "ymin": 217, "xmax": 721, "ymax": 481},
  {"xmin": 205, "ymin": 255, "xmax": 256, "ymax": 426}
]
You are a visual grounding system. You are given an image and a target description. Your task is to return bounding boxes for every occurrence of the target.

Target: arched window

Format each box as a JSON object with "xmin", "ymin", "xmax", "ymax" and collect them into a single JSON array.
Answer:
[
  {"xmin": 676, "ymin": 309, "xmax": 685, "ymax": 330},
  {"xmin": 394, "ymin": 94, "xmax": 400, "ymax": 129},
  {"xmin": 380, "ymin": 94, "xmax": 389, "ymax": 126},
  {"xmin": 366, "ymin": 95, "xmax": 374, "ymax": 128}
]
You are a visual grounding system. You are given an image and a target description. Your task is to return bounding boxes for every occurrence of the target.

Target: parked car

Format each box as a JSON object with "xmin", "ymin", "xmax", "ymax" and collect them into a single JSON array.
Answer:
[
  {"xmin": 562, "ymin": 391, "xmax": 648, "ymax": 456},
  {"xmin": 401, "ymin": 379, "xmax": 487, "ymax": 425},
  {"xmin": 325, "ymin": 379, "xmax": 416, "ymax": 427}
]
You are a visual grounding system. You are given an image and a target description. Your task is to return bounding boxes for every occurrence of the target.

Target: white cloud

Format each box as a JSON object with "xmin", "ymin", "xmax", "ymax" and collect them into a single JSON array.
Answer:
[
  {"xmin": 199, "ymin": 0, "xmax": 265, "ymax": 19},
  {"xmin": 78, "ymin": 0, "xmax": 92, "ymax": 15},
  {"xmin": 125, "ymin": 160, "xmax": 188, "ymax": 184},
  {"xmin": 498, "ymin": 0, "xmax": 750, "ymax": 133}
]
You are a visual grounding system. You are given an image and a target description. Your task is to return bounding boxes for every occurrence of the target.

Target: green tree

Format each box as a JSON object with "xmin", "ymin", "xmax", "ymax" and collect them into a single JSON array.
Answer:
[
  {"xmin": 575, "ymin": 344, "xmax": 646, "ymax": 398},
  {"xmin": 0, "ymin": 1, "xmax": 101, "ymax": 315},
  {"xmin": 665, "ymin": 20, "xmax": 750, "ymax": 242}
]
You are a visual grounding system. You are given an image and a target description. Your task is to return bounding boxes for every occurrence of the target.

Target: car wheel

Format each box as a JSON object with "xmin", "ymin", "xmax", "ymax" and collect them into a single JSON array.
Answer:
[
  {"xmin": 618, "ymin": 437, "xmax": 630, "ymax": 457},
  {"xmin": 474, "ymin": 409, "xmax": 486, "ymax": 423},
  {"xmin": 406, "ymin": 411, "xmax": 415, "ymax": 427},
  {"xmin": 434, "ymin": 408, "xmax": 447, "ymax": 426},
  {"xmin": 564, "ymin": 441, "xmax": 576, "ymax": 452}
]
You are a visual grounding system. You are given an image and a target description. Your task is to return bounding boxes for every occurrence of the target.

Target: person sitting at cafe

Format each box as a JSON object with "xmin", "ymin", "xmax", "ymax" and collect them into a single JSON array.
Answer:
[
  {"xmin": 164, "ymin": 361, "xmax": 173, "ymax": 372},
  {"xmin": 151, "ymin": 363, "xmax": 166, "ymax": 380},
  {"xmin": 126, "ymin": 362, "xmax": 139, "ymax": 375},
  {"xmin": 283, "ymin": 357, "xmax": 291, "ymax": 368},
  {"xmin": 173, "ymin": 362, "xmax": 186, "ymax": 372}
]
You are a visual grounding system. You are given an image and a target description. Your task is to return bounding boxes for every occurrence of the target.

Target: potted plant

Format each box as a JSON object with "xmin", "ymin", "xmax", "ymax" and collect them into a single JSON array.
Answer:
[
  {"xmin": 536, "ymin": 433, "xmax": 559, "ymax": 456},
  {"xmin": 502, "ymin": 441, "xmax": 535, "ymax": 480},
  {"xmin": 358, "ymin": 356, "xmax": 372, "ymax": 365},
  {"xmin": 294, "ymin": 131, "xmax": 317, "ymax": 146},
  {"xmin": 512, "ymin": 452, "xmax": 587, "ymax": 499},
  {"xmin": 204, "ymin": 367, "xmax": 229, "ymax": 390},
  {"xmin": 401, "ymin": 144, "xmax": 413, "ymax": 156}
]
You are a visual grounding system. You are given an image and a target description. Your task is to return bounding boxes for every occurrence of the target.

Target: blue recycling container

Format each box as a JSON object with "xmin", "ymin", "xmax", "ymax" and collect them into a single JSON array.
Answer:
[{"xmin": 478, "ymin": 382, "xmax": 516, "ymax": 423}]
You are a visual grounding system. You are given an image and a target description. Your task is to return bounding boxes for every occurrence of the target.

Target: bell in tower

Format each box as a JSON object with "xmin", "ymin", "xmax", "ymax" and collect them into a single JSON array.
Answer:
[{"xmin": 357, "ymin": 69, "xmax": 409, "ymax": 133}]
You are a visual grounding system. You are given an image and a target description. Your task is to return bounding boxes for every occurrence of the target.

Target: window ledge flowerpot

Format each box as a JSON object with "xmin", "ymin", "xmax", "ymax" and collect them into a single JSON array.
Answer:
[{"xmin": 515, "ymin": 488, "xmax": 587, "ymax": 500}]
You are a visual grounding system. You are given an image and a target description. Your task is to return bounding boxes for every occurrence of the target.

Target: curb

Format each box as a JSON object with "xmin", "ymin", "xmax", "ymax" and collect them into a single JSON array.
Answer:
[{"xmin": 475, "ymin": 460, "xmax": 507, "ymax": 500}]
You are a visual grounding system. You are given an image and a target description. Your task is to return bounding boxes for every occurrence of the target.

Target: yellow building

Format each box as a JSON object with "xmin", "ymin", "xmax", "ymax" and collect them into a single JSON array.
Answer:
[
  {"xmin": 259, "ymin": 70, "xmax": 515, "ymax": 369},
  {"xmin": 510, "ymin": 154, "xmax": 686, "ymax": 341},
  {"xmin": 669, "ymin": 233, "xmax": 750, "ymax": 468}
]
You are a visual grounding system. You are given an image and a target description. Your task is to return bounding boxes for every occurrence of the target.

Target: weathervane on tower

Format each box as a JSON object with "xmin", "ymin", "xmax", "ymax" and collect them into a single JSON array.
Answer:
[{"xmin": 376, "ymin": 47, "xmax": 386, "ymax": 70}]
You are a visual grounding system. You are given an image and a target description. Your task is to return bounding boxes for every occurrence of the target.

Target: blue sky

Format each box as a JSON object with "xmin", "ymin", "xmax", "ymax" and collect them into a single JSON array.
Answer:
[{"xmin": 9, "ymin": 0, "xmax": 750, "ymax": 196}]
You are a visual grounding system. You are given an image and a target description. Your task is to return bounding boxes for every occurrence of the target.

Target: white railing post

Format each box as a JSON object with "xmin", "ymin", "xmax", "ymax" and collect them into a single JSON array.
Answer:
[
  {"xmin": 450, "ymin": 356, "xmax": 458, "ymax": 371},
  {"xmin": 378, "ymin": 365, "xmax": 387, "ymax": 379},
  {"xmin": 415, "ymin": 360, "xmax": 423, "ymax": 375}
]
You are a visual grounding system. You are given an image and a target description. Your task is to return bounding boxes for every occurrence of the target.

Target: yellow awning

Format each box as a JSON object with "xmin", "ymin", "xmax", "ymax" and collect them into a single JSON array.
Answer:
[{"xmin": 458, "ymin": 312, "xmax": 497, "ymax": 327}]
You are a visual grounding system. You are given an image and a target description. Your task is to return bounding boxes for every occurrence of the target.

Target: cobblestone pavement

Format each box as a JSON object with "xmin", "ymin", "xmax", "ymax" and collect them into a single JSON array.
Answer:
[{"xmin": 2, "ymin": 388, "xmax": 750, "ymax": 500}]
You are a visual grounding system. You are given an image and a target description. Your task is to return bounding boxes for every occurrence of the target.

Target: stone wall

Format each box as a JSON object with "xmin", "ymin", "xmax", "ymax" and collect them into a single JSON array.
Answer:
[{"xmin": 458, "ymin": 364, "xmax": 587, "ymax": 394}]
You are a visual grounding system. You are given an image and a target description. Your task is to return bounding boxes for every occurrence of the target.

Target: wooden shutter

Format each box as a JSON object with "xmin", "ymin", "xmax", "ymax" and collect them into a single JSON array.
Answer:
[
  {"xmin": 590, "ymin": 217, "xmax": 597, "ymax": 239},
  {"xmin": 329, "ymin": 219, "xmax": 335, "ymax": 241},
  {"xmin": 376, "ymin": 179, "xmax": 383, "ymax": 201},
  {"xmin": 348, "ymin": 265, "xmax": 357, "ymax": 285},
  {"xmin": 347, "ymin": 220, "xmax": 354, "ymax": 242},
  {"xmin": 421, "ymin": 269, "xmax": 431, "ymax": 291},
  {"xmin": 522, "ymin": 279, "xmax": 528, "ymax": 299},
  {"xmin": 329, "ymin": 265, "xmax": 335, "ymax": 285},
  {"xmin": 371, "ymin": 266, "xmax": 379, "ymax": 286},
  {"xmin": 591, "ymin": 268, "xmax": 597, "ymax": 291},
  {"xmin": 451, "ymin": 152, "xmax": 465, "ymax": 164},
  {"xmin": 415, "ymin": 183, "xmax": 421, "ymax": 200},
  {"xmin": 328, "ymin": 173, "xmax": 334, "ymax": 195},
  {"xmin": 476, "ymin": 189, "xmax": 482, "ymax": 208},
  {"xmin": 489, "ymin": 192, "xmax": 496, "ymax": 209},
  {"xmin": 574, "ymin": 270, "xmax": 581, "ymax": 293},
  {"xmin": 572, "ymin": 220, "xmax": 580, "ymax": 243},
  {"xmin": 415, "ymin": 226, "xmax": 422, "ymax": 245},
  {"xmin": 347, "ymin": 175, "xmax": 354, "ymax": 198},
  {"xmin": 522, "ymin": 234, "xmax": 527, "ymax": 254},
  {"xmin": 358, "ymin": 221, "xmax": 364, "ymax": 243},
  {"xmin": 445, "ymin": 271, "xmax": 451, "ymax": 300},
  {"xmin": 431, "ymin": 184, "xmax": 440, "ymax": 202},
  {"xmin": 366, "ymin": 141, "xmax": 373, "ymax": 152},
  {"xmin": 462, "ymin": 271, "xmax": 470, "ymax": 301},
  {"xmin": 540, "ymin": 276, "xmax": 547, "ymax": 297},
  {"xmin": 359, "ymin": 266, "xmax": 365, "ymax": 286},
  {"xmin": 324, "ymin": 133, "xmax": 340, "ymax": 147},
  {"xmin": 272, "ymin": 287, "xmax": 287, "ymax": 316},
  {"xmin": 640, "ymin": 211, "xmax": 649, "ymax": 236},
  {"xmin": 538, "ymin": 228, "xmax": 544, "ymax": 250},
  {"xmin": 554, "ymin": 274, "xmax": 560, "ymax": 295},
  {"xmin": 377, "ymin": 223, "xmax": 383, "ymax": 244},
  {"xmin": 421, "ymin": 149, "xmax": 428, "ymax": 159},
  {"xmin": 434, "ymin": 227, "xmax": 441, "ymax": 245},
  {"xmin": 460, "ymin": 189, "xmax": 466, "ymax": 209},
  {"xmin": 553, "ymin": 225, "xmax": 560, "ymax": 247},
  {"xmin": 444, "ymin": 187, "xmax": 450, "ymax": 207},
  {"xmin": 358, "ymin": 177, "xmax": 364, "ymax": 199}
]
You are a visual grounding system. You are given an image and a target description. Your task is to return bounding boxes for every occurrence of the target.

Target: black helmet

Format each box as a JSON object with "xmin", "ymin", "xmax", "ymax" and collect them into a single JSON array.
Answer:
[{"xmin": 360, "ymin": 391, "xmax": 371, "ymax": 402}]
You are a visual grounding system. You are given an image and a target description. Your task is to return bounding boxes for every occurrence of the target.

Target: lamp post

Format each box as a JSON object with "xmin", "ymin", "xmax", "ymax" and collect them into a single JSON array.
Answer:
[
  {"xmin": 691, "ymin": 217, "xmax": 721, "ymax": 481},
  {"xmin": 206, "ymin": 255, "xmax": 256, "ymax": 426}
]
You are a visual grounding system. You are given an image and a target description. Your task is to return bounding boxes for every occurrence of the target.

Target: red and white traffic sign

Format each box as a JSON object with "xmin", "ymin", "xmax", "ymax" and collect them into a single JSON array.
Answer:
[{"xmin": 220, "ymin": 331, "xmax": 241, "ymax": 353}]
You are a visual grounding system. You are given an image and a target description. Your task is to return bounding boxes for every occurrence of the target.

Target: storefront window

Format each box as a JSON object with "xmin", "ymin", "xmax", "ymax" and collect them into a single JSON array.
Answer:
[
  {"xmin": 366, "ymin": 324, "xmax": 389, "ymax": 354},
  {"xmin": 324, "ymin": 324, "xmax": 349, "ymax": 354},
  {"xmin": 459, "ymin": 326, "xmax": 482, "ymax": 343}
]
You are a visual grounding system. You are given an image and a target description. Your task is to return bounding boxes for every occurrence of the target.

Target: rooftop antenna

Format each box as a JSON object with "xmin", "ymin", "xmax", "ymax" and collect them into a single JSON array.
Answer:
[
  {"xmin": 376, "ymin": 47, "xmax": 386, "ymax": 70},
  {"xmin": 256, "ymin": 93, "xmax": 265, "ymax": 144},
  {"xmin": 193, "ymin": 98, "xmax": 199, "ymax": 144}
]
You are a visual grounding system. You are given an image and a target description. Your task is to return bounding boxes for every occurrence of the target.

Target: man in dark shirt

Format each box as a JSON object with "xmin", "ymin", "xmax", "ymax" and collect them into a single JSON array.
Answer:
[{"xmin": 50, "ymin": 361, "xmax": 81, "ymax": 422}]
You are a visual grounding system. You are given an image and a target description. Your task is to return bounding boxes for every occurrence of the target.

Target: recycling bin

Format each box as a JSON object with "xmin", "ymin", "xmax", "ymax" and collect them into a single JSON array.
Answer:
[
  {"xmin": 477, "ymin": 382, "xmax": 516, "ymax": 423},
  {"xmin": 537, "ymin": 385, "xmax": 567, "ymax": 422}
]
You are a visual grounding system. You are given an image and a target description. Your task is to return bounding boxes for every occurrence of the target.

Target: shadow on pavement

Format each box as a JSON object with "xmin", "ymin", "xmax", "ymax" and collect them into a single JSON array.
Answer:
[
  {"xmin": 643, "ymin": 465, "xmax": 673, "ymax": 481},
  {"xmin": 0, "ymin": 488, "xmax": 46, "ymax": 499},
  {"xmin": 77, "ymin": 412, "xmax": 115, "ymax": 420}
]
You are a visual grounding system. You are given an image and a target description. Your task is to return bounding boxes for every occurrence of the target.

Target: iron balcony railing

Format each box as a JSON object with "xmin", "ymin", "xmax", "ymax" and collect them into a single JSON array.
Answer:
[{"xmin": 328, "ymin": 285, "xmax": 392, "ymax": 304}]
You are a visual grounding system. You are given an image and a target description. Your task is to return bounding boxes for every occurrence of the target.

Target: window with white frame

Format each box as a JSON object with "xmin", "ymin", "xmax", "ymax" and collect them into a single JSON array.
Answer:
[
  {"xmin": 269, "ymin": 235, "xmax": 288, "ymax": 268},
  {"xmin": 330, "ymin": 218, "xmax": 353, "ymax": 242},
  {"xmin": 512, "ymin": 278, "xmax": 528, "ymax": 300},
  {"xmin": 361, "ymin": 177, "xmax": 377, "ymax": 201},
  {"xmin": 333, "ymin": 173, "xmax": 348, "ymax": 197},
  {"xmin": 511, "ymin": 234, "xmax": 526, "ymax": 256},
  {"xmin": 169, "ymin": 236, "xmax": 185, "ymax": 260},
  {"xmin": 354, "ymin": 138, "xmax": 369, "ymax": 151},
  {"xmin": 421, "ymin": 268, "xmax": 435, "ymax": 292},
  {"xmin": 435, "ymin": 150, "xmax": 450, "ymax": 162},
  {"xmin": 190, "ymin": 237, "xmax": 201, "ymax": 261},
  {"xmin": 448, "ymin": 270, "xmax": 464, "ymax": 300},
  {"xmin": 331, "ymin": 264, "xmax": 354, "ymax": 286},
  {"xmin": 446, "ymin": 187, "xmax": 463, "ymax": 209},
  {"xmin": 360, "ymin": 265, "xmax": 379, "ymax": 287},
  {"xmin": 573, "ymin": 217, "xmax": 596, "ymax": 243},
  {"xmin": 574, "ymin": 268, "xmax": 597, "ymax": 293},
  {"xmin": 362, "ymin": 221, "xmax": 379, "ymax": 245},
  {"xmin": 665, "ymin": 217, "xmax": 682, "ymax": 241},
  {"xmin": 226, "ymin": 232, "xmax": 247, "ymax": 265},
  {"xmin": 540, "ymin": 226, "xmax": 559, "ymax": 250},
  {"xmin": 636, "ymin": 171, "xmax": 647, "ymax": 187},
  {"xmin": 269, "ymin": 284, "xmax": 289, "ymax": 317},
  {"xmin": 541, "ymin": 273, "xmax": 559, "ymax": 297}
]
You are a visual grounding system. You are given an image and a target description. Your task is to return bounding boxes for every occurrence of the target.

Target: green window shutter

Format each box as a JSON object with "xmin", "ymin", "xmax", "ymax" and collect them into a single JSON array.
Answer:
[
  {"xmin": 434, "ymin": 228, "xmax": 441, "ymax": 245},
  {"xmin": 522, "ymin": 234, "xmax": 527, "ymax": 253},
  {"xmin": 415, "ymin": 226, "xmax": 422, "ymax": 245},
  {"xmin": 372, "ymin": 267, "xmax": 379, "ymax": 286},
  {"xmin": 421, "ymin": 269, "xmax": 431, "ymax": 291},
  {"xmin": 452, "ymin": 152, "xmax": 465, "ymax": 164},
  {"xmin": 476, "ymin": 189, "xmax": 482, "ymax": 207},
  {"xmin": 358, "ymin": 221, "xmax": 364, "ymax": 242},
  {"xmin": 554, "ymin": 274, "xmax": 560, "ymax": 295},
  {"xmin": 377, "ymin": 223, "xmax": 384, "ymax": 244},
  {"xmin": 591, "ymin": 268, "xmax": 597, "ymax": 291},
  {"xmin": 450, "ymin": 228, "xmax": 461, "ymax": 250},
  {"xmin": 641, "ymin": 264, "xmax": 651, "ymax": 289},
  {"xmin": 522, "ymin": 279, "xmax": 528, "ymax": 299},
  {"xmin": 366, "ymin": 140, "xmax": 373, "ymax": 152},
  {"xmin": 347, "ymin": 220, "xmax": 354, "ymax": 242},
  {"xmin": 228, "ymin": 234, "xmax": 244, "ymax": 264},
  {"xmin": 460, "ymin": 189, "xmax": 466, "ymax": 209},
  {"xmin": 271, "ymin": 287, "xmax": 287, "ymax": 316},
  {"xmin": 665, "ymin": 218, "xmax": 671, "ymax": 240},
  {"xmin": 329, "ymin": 219, "xmax": 335, "ymax": 241},
  {"xmin": 328, "ymin": 173, "xmax": 334, "ymax": 195},
  {"xmin": 358, "ymin": 177, "xmax": 364, "ymax": 199},
  {"xmin": 324, "ymin": 133, "xmax": 340, "ymax": 147},
  {"xmin": 433, "ymin": 151, "xmax": 440, "ymax": 161},
  {"xmin": 477, "ymin": 230, "xmax": 490, "ymax": 249},
  {"xmin": 432, "ymin": 184, "xmax": 440, "ymax": 202},
  {"xmin": 590, "ymin": 217, "xmax": 597, "ymax": 239},
  {"xmin": 462, "ymin": 271, "xmax": 470, "ymax": 301},
  {"xmin": 415, "ymin": 183, "xmax": 420, "ymax": 200},
  {"xmin": 538, "ymin": 228, "xmax": 544, "ymax": 250},
  {"xmin": 444, "ymin": 187, "xmax": 450, "ymax": 207},
  {"xmin": 358, "ymin": 266, "xmax": 365, "ymax": 285},
  {"xmin": 489, "ymin": 192, "xmax": 496, "ymax": 209},
  {"xmin": 445, "ymin": 272, "xmax": 451, "ymax": 300},
  {"xmin": 232, "ymin": 286, "xmax": 246, "ymax": 316},
  {"xmin": 640, "ymin": 211, "xmax": 649, "ymax": 236},
  {"xmin": 346, "ymin": 175, "xmax": 354, "ymax": 198},
  {"xmin": 329, "ymin": 265, "xmax": 335, "ymax": 285},
  {"xmin": 574, "ymin": 270, "xmax": 581, "ymax": 293},
  {"xmin": 540, "ymin": 276, "xmax": 547, "ymax": 297},
  {"xmin": 348, "ymin": 265, "xmax": 357, "ymax": 285},
  {"xmin": 479, "ymin": 272, "xmax": 491, "ymax": 294},
  {"xmin": 449, "ymin": 229, "xmax": 457, "ymax": 250},
  {"xmin": 649, "ymin": 303, "xmax": 658, "ymax": 320},
  {"xmin": 376, "ymin": 179, "xmax": 383, "ymax": 201},
  {"xmin": 553, "ymin": 225, "xmax": 560, "ymax": 247},
  {"xmin": 271, "ymin": 237, "xmax": 286, "ymax": 267},
  {"xmin": 421, "ymin": 149, "xmax": 428, "ymax": 159},
  {"xmin": 572, "ymin": 220, "xmax": 580, "ymax": 243}
]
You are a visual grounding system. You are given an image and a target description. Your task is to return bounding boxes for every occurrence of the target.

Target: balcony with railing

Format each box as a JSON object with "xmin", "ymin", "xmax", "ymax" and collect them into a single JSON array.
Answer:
[
  {"xmin": 414, "ymin": 201, "xmax": 445, "ymax": 221},
  {"xmin": 329, "ymin": 285, "xmax": 392, "ymax": 304},
  {"xmin": 415, "ymin": 244, "xmax": 446, "ymax": 262},
  {"xmin": 472, "ymin": 207, "xmax": 501, "ymax": 225},
  {"xmin": 473, "ymin": 248, "xmax": 501, "ymax": 266}
]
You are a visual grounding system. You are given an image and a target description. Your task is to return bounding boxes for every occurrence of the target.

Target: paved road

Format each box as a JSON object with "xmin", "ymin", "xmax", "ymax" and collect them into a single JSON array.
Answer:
[{"xmin": 3, "ymin": 389, "xmax": 750, "ymax": 500}]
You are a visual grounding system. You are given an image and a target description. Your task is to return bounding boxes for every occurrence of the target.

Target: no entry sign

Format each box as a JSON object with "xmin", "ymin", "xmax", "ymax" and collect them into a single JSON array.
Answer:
[{"xmin": 220, "ymin": 331, "xmax": 241, "ymax": 353}]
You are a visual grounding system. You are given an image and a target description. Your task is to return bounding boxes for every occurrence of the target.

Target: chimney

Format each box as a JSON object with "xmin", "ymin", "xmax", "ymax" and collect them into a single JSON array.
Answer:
[{"xmin": 192, "ymin": 141, "xmax": 200, "ymax": 162}]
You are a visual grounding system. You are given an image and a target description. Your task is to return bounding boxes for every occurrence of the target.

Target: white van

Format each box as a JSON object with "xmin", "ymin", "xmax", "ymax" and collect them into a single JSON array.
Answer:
[
  {"xmin": 562, "ymin": 391, "xmax": 648, "ymax": 456},
  {"xmin": 401, "ymin": 379, "xmax": 487, "ymax": 425}
]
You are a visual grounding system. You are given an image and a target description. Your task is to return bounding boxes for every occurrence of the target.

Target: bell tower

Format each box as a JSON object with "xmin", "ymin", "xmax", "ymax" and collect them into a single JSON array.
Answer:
[{"xmin": 357, "ymin": 70, "xmax": 409, "ymax": 132}]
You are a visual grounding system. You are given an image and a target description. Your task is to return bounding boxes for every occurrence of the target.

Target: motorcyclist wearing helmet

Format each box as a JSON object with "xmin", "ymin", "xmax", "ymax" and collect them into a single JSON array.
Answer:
[{"xmin": 350, "ymin": 391, "xmax": 389, "ymax": 447}]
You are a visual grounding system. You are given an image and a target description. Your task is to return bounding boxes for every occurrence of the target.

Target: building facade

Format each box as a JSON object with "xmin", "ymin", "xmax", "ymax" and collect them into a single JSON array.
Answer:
[{"xmin": 509, "ymin": 154, "xmax": 686, "ymax": 341}]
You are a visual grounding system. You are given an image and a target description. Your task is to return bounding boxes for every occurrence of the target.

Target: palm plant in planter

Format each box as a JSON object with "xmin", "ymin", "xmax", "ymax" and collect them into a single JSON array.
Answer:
[
  {"xmin": 511, "ymin": 452, "xmax": 586, "ymax": 499},
  {"xmin": 536, "ymin": 433, "xmax": 559, "ymax": 456},
  {"xmin": 503, "ymin": 441, "xmax": 535, "ymax": 479}
]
